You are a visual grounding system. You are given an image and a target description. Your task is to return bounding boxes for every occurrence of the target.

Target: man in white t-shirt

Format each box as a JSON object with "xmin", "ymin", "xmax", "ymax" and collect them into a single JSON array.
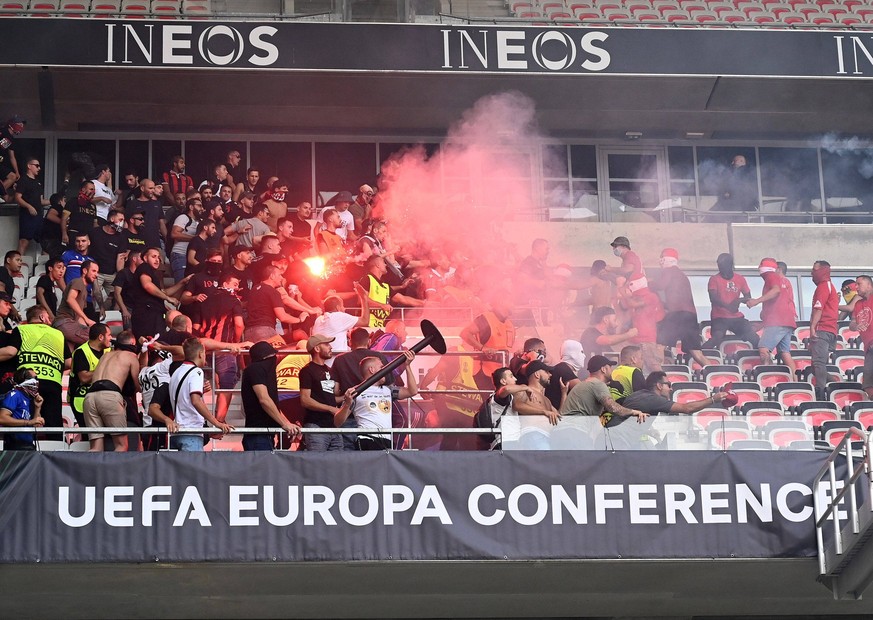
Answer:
[
  {"xmin": 168, "ymin": 338, "xmax": 233, "ymax": 451},
  {"xmin": 138, "ymin": 350, "xmax": 174, "ymax": 451},
  {"xmin": 91, "ymin": 164, "xmax": 115, "ymax": 223},
  {"xmin": 169, "ymin": 196, "xmax": 203, "ymax": 282},
  {"xmin": 311, "ymin": 283, "xmax": 370, "ymax": 365},
  {"xmin": 335, "ymin": 350, "xmax": 418, "ymax": 450}
]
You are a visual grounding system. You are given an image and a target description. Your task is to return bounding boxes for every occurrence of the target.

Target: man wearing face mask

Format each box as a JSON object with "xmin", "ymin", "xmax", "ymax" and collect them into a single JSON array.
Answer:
[
  {"xmin": 263, "ymin": 179, "xmax": 289, "ymax": 230},
  {"xmin": 649, "ymin": 248, "xmax": 710, "ymax": 369},
  {"xmin": 0, "ymin": 368, "xmax": 44, "ymax": 451},
  {"xmin": 809, "ymin": 260, "xmax": 840, "ymax": 399},
  {"xmin": 61, "ymin": 180, "xmax": 98, "ymax": 246},
  {"xmin": 746, "ymin": 257, "xmax": 797, "ymax": 378},
  {"xmin": 88, "ymin": 209, "xmax": 128, "ymax": 313},
  {"xmin": 545, "ymin": 339, "xmax": 586, "ymax": 410},
  {"xmin": 194, "ymin": 272, "xmax": 244, "ymax": 423},
  {"xmin": 701, "ymin": 253, "xmax": 758, "ymax": 350},
  {"xmin": 508, "ymin": 338, "xmax": 547, "ymax": 385},
  {"xmin": 181, "ymin": 248, "xmax": 223, "ymax": 314},
  {"xmin": 603, "ymin": 236, "xmax": 644, "ymax": 284},
  {"xmin": 242, "ymin": 341, "xmax": 301, "ymax": 451}
]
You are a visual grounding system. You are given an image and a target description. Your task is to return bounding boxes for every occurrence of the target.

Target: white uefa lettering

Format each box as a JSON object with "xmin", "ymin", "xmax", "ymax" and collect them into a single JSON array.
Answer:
[
  {"xmin": 776, "ymin": 482, "xmax": 813, "ymax": 523},
  {"xmin": 163, "ymin": 25, "xmax": 194, "ymax": 64},
  {"xmin": 628, "ymin": 484, "xmax": 659, "ymax": 524},
  {"xmin": 594, "ymin": 484, "xmax": 624, "ymax": 524},
  {"xmin": 383, "ymin": 485, "xmax": 415, "ymax": 525},
  {"xmin": 173, "ymin": 486, "xmax": 211, "ymax": 527},
  {"xmin": 230, "ymin": 485, "xmax": 260, "ymax": 526},
  {"xmin": 736, "ymin": 483, "xmax": 773, "ymax": 524},
  {"xmin": 303, "ymin": 486, "xmax": 337, "ymax": 525},
  {"xmin": 550, "ymin": 485, "xmax": 587, "ymax": 525},
  {"xmin": 248, "ymin": 26, "xmax": 279, "ymax": 66},
  {"xmin": 531, "ymin": 31, "xmax": 576, "ymax": 72},
  {"xmin": 700, "ymin": 484, "xmax": 732, "ymax": 524},
  {"xmin": 264, "ymin": 485, "xmax": 299, "ymax": 526},
  {"xmin": 411, "ymin": 485, "xmax": 452, "ymax": 525},
  {"xmin": 468, "ymin": 484, "xmax": 505, "ymax": 525},
  {"xmin": 338, "ymin": 485, "xmax": 380, "ymax": 527},
  {"xmin": 664, "ymin": 484, "xmax": 697, "ymax": 524},
  {"xmin": 198, "ymin": 25, "xmax": 245, "ymax": 66},
  {"xmin": 508, "ymin": 484, "xmax": 548, "ymax": 525},
  {"xmin": 58, "ymin": 486, "xmax": 95, "ymax": 527},
  {"xmin": 104, "ymin": 486, "xmax": 135, "ymax": 527},
  {"xmin": 142, "ymin": 486, "xmax": 173, "ymax": 526}
]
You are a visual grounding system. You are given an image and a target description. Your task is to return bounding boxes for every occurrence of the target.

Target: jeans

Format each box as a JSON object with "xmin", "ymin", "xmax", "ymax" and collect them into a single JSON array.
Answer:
[
  {"xmin": 170, "ymin": 435, "xmax": 203, "ymax": 451},
  {"xmin": 701, "ymin": 316, "xmax": 760, "ymax": 349},
  {"xmin": 809, "ymin": 330, "xmax": 837, "ymax": 399},
  {"xmin": 243, "ymin": 434, "xmax": 275, "ymax": 451},
  {"xmin": 170, "ymin": 252, "xmax": 187, "ymax": 283},
  {"xmin": 213, "ymin": 353, "xmax": 240, "ymax": 389},
  {"xmin": 302, "ymin": 423, "xmax": 344, "ymax": 451}
]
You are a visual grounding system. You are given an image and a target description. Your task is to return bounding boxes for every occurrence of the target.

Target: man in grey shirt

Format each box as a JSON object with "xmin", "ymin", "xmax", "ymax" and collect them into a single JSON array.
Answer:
[{"xmin": 561, "ymin": 355, "xmax": 647, "ymax": 423}]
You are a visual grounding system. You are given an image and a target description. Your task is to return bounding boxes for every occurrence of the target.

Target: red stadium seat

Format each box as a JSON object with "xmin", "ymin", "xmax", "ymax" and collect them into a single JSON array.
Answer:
[
  {"xmin": 773, "ymin": 382, "xmax": 815, "ymax": 408},
  {"xmin": 820, "ymin": 420, "xmax": 864, "ymax": 448},
  {"xmin": 826, "ymin": 382, "xmax": 866, "ymax": 410},
  {"xmin": 765, "ymin": 420, "xmax": 813, "ymax": 447},
  {"xmin": 740, "ymin": 401, "xmax": 784, "ymax": 428},
  {"xmin": 734, "ymin": 349, "xmax": 761, "ymax": 374},
  {"xmin": 796, "ymin": 401, "xmax": 841, "ymax": 427},
  {"xmin": 701, "ymin": 364, "xmax": 742, "ymax": 389},
  {"xmin": 848, "ymin": 401, "xmax": 873, "ymax": 429},
  {"xmin": 752, "ymin": 365, "xmax": 793, "ymax": 388},
  {"xmin": 718, "ymin": 339, "xmax": 753, "ymax": 358},
  {"xmin": 709, "ymin": 421, "xmax": 752, "ymax": 450},
  {"xmin": 662, "ymin": 364, "xmax": 692, "ymax": 383},
  {"xmin": 693, "ymin": 407, "xmax": 730, "ymax": 428},
  {"xmin": 673, "ymin": 381, "xmax": 709, "ymax": 404},
  {"xmin": 730, "ymin": 382, "xmax": 765, "ymax": 406},
  {"xmin": 832, "ymin": 351, "xmax": 865, "ymax": 375}
]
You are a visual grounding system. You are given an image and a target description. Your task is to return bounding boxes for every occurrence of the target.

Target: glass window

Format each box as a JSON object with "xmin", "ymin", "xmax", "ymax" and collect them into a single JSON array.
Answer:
[
  {"xmin": 56, "ymin": 139, "xmax": 115, "ymax": 199},
  {"xmin": 542, "ymin": 145, "xmax": 569, "ymax": 179},
  {"xmin": 184, "ymin": 141, "xmax": 246, "ymax": 187},
  {"xmin": 758, "ymin": 148, "xmax": 820, "ymax": 221},
  {"xmin": 569, "ymin": 145, "xmax": 596, "ymax": 179},
  {"xmin": 821, "ymin": 147, "xmax": 873, "ymax": 223},
  {"xmin": 250, "ymin": 142, "xmax": 313, "ymax": 207},
  {"xmin": 118, "ymin": 140, "xmax": 148, "ymax": 183},
  {"xmin": 314, "ymin": 142, "xmax": 377, "ymax": 207},
  {"xmin": 152, "ymin": 140, "xmax": 182, "ymax": 183},
  {"xmin": 696, "ymin": 147, "xmax": 757, "ymax": 220}
]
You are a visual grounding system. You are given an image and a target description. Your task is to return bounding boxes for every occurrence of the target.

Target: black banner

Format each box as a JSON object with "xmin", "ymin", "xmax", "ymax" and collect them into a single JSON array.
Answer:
[
  {"xmin": 0, "ymin": 450, "xmax": 849, "ymax": 563},
  {"xmin": 0, "ymin": 18, "xmax": 871, "ymax": 77}
]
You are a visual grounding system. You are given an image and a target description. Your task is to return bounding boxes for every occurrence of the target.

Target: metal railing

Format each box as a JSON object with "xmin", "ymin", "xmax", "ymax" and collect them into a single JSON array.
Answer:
[{"xmin": 813, "ymin": 426, "xmax": 872, "ymax": 576}]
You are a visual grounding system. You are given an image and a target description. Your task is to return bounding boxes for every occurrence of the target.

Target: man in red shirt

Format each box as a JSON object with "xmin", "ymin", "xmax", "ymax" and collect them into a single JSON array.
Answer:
[
  {"xmin": 604, "ymin": 236, "xmax": 644, "ymax": 283},
  {"xmin": 850, "ymin": 275, "xmax": 873, "ymax": 399},
  {"xmin": 746, "ymin": 257, "xmax": 797, "ymax": 378},
  {"xmin": 809, "ymin": 260, "xmax": 840, "ymax": 399},
  {"xmin": 702, "ymin": 253, "xmax": 758, "ymax": 350},
  {"xmin": 618, "ymin": 274, "xmax": 665, "ymax": 375}
]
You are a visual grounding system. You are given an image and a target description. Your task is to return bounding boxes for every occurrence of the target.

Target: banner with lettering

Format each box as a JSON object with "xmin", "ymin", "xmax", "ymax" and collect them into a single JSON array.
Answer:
[{"xmin": 0, "ymin": 450, "xmax": 852, "ymax": 563}]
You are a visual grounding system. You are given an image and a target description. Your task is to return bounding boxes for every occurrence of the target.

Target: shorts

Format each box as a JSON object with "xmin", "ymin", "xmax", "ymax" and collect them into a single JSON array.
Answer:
[
  {"xmin": 170, "ymin": 435, "xmax": 203, "ymax": 452},
  {"xmin": 656, "ymin": 311, "xmax": 703, "ymax": 351},
  {"xmin": 18, "ymin": 210, "xmax": 42, "ymax": 241},
  {"xmin": 213, "ymin": 353, "xmax": 240, "ymax": 389},
  {"xmin": 760, "ymin": 326, "xmax": 793, "ymax": 353},
  {"xmin": 83, "ymin": 390, "xmax": 127, "ymax": 440}
]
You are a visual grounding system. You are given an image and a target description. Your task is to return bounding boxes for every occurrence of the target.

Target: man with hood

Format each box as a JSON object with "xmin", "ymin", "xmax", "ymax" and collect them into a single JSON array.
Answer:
[
  {"xmin": 649, "ymin": 248, "xmax": 709, "ymax": 369},
  {"xmin": 545, "ymin": 340, "xmax": 585, "ymax": 410},
  {"xmin": 809, "ymin": 260, "xmax": 840, "ymax": 399},
  {"xmin": 241, "ymin": 341, "xmax": 301, "ymax": 451},
  {"xmin": 702, "ymin": 253, "xmax": 758, "ymax": 350}
]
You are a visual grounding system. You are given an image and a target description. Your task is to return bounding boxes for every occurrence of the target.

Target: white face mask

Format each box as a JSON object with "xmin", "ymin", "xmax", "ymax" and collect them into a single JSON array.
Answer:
[
  {"xmin": 612, "ymin": 247, "xmax": 622, "ymax": 257},
  {"xmin": 660, "ymin": 257, "xmax": 678, "ymax": 268}
]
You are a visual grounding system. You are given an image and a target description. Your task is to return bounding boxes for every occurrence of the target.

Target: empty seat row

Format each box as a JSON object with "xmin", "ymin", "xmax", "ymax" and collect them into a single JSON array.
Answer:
[
  {"xmin": 0, "ymin": 1, "xmax": 210, "ymax": 16},
  {"xmin": 691, "ymin": 417, "xmax": 867, "ymax": 449}
]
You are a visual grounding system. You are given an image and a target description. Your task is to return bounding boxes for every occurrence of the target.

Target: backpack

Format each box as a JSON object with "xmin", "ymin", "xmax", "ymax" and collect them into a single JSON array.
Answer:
[{"xmin": 474, "ymin": 394, "xmax": 512, "ymax": 450}]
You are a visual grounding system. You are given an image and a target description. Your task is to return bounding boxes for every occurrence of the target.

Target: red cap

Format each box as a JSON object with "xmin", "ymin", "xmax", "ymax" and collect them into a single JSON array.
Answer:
[
  {"xmin": 661, "ymin": 248, "xmax": 679, "ymax": 259},
  {"xmin": 759, "ymin": 257, "xmax": 778, "ymax": 272}
]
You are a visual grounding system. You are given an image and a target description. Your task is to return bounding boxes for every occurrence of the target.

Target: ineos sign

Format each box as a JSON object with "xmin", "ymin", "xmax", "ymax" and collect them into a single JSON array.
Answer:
[
  {"xmin": 104, "ymin": 23, "xmax": 279, "ymax": 67},
  {"xmin": 441, "ymin": 29, "xmax": 610, "ymax": 72}
]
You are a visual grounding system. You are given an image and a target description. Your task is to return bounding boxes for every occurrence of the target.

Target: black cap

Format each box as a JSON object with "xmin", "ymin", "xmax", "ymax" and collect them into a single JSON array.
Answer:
[
  {"xmin": 524, "ymin": 360, "xmax": 554, "ymax": 376},
  {"xmin": 587, "ymin": 354, "xmax": 617, "ymax": 374},
  {"xmin": 334, "ymin": 191, "xmax": 354, "ymax": 203},
  {"xmin": 610, "ymin": 236, "xmax": 630, "ymax": 249},
  {"xmin": 0, "ymin": 292, "xmax": 13, "ymax": 303},
  {"xmin": 250, "ymin": 341, "xmax": 278, "ymax": 362}
]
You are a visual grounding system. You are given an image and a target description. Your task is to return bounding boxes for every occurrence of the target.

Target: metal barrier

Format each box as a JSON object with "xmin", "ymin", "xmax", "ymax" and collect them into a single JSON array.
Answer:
[{"xmin": 813, "ymin": 426, "xmax": 872, "ymax": 576}]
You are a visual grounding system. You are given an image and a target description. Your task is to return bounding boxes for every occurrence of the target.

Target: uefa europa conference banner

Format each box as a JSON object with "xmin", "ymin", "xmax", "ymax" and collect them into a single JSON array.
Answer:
[
  {"xmin": 0, "ymin": 451, "xmax": 844, "ymax": 563},
  {"xmin": 0, "ymin": 18, "xmax": 871, "ymax": 77}
]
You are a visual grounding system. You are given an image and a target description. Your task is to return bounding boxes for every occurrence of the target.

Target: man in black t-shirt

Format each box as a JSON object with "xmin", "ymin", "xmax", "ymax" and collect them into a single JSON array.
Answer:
[
  {"xmin": 241, "ymin": 341, "xmax": 301, "ymax": 451},
  {"xmin": 0, "ymin": 115, "xmax": 24, "ymax": 201},
  {"xmin": 185, "ymin": 218, "xmax": 217, "ymax": 277},
  {"xmin": 13, "ymin": 157, "xmax": 49, "ymax": 255},
  {"xmin": 180, "ymin": 249, "xmax": 222, "ymax": 318},
  {"xmin": 125, "ymin": 179, "xmax": 166, "ymax": 251},
  {"xmin": 113, "ymin": 249, "xmax": 143, "ymax": 330},
  {"xmin": 62, "ymin": 180, "xmax": 98, "ymax": 245},
  {"xmin": 299, "ymin": 334, "xmax": 352, "ymax": 452},
  {"xmin": 124, "ymin": 211, "xmax": 147, "ymax": 252},
  {"xmin": 243, "ymin": 265, "xmax": 309, "ymax": 343},
  {"xmin": 290, "ymin": 202, "xmax": 314, "ymax": 256},
  {"xmin": 88, "ymin": 210, "xmax": 128, "ymax": 312},
  {"xmin": 129, "ymin": 247, "xmax": 190, "ymax": 340},
  {"xmin": 580, "ymin": 306, "xmax": 637, "ymax": 359},
  {"xmin": 227, "ymin": 245, "xmax": 255, "ymax": 300}
]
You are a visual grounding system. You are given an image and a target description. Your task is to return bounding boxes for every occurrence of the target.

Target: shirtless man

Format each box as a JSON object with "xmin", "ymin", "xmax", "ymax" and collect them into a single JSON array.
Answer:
[
  {"xmin": 83, "ymin": 330, "xmax": 142, "ymax": 452},
  {"xmin": 512, "ymin": 360, "xmax": 566, "ymax": 425}
]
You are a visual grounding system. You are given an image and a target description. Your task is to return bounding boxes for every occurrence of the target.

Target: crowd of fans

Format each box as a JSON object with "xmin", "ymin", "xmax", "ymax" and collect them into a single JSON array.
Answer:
[{"xmin": 0, "ymin": 119, "xmax": 870, "ymax": 452}]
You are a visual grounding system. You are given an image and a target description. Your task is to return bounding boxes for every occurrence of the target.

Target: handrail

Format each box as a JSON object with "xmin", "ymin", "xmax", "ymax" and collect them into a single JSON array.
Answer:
[
  {"xmin": 812, "ymin": 426, "xmax": 872, "ymax": 576},
  {"xmin": 0, "ymin": 426, "xmax": 497, "ymax": 436}
]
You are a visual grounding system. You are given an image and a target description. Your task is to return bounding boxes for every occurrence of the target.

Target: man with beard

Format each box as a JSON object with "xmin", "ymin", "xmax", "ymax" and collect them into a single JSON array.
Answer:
[
  {"xmin": 88, "ymin": 209, "xmax": 128, "ymax": 313},
  {"xmin": 234, "ymin": 167, "xmax": 261, "ymax": 202},
  {"xmin": 241, "ymin": 341, "xmax": 301, "ymax": 451},
  {"xmin": 512, "ymin": 360, "xmax": 563, "ymax": 426},
  {"xmin": 123, "ymin": 210, "xmax": 147, "ymax": 253},
  {"xmin": 349, "ymin": 184, "xmax": 374, "ymax": 231},
  {"xmin": 161, "ymin": 156, "xmax": 194, "ymax": 205},
  {"xmin": 579, "ymin": 306, "xmax": 637, "ymax": 358},
  {"xmin": 61, "ymin": 180, "xmax": 98, "ymax": 245},
  {"xmin": 851, "ymin": 276, "xmax": 873, "ymax": 400},
  {"xmin": 54, "ymin": 260, "xmax": 102, "ymax": 347},
  {"xmin": 300, "ymin": 334, "xmax": 351, "ymax": 452},
  {"xmin": 289, "ymin": 201, "xmax": 314, "ymax": 256},
  {"xmin": 180, "ymin": 248, "xmax": 223, "ymax": 316},
  {"xmin": 126, "ymin": 179, "xmax": 167, "ymax": 253},
  {"xmin": 169, "ymin": 196, "xmax": 203, "ymax": 282},
  {"xmin": 185, "ymin": 219, "xmax": 217, "ymax": 276},
  {"xmin": 263, "ymin": 179, "xmax": 289, "ymax": 230},
  {"xmin": 746, "ymin": 257, "xmax": 797, "ymax": 378},
  {"xmin": 809, "ymin": 260, "xmax": 840, "ymax": 399},
  {"xmin": 701, "ymin": 253, "xmax": 758, "ymax": 350}
]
